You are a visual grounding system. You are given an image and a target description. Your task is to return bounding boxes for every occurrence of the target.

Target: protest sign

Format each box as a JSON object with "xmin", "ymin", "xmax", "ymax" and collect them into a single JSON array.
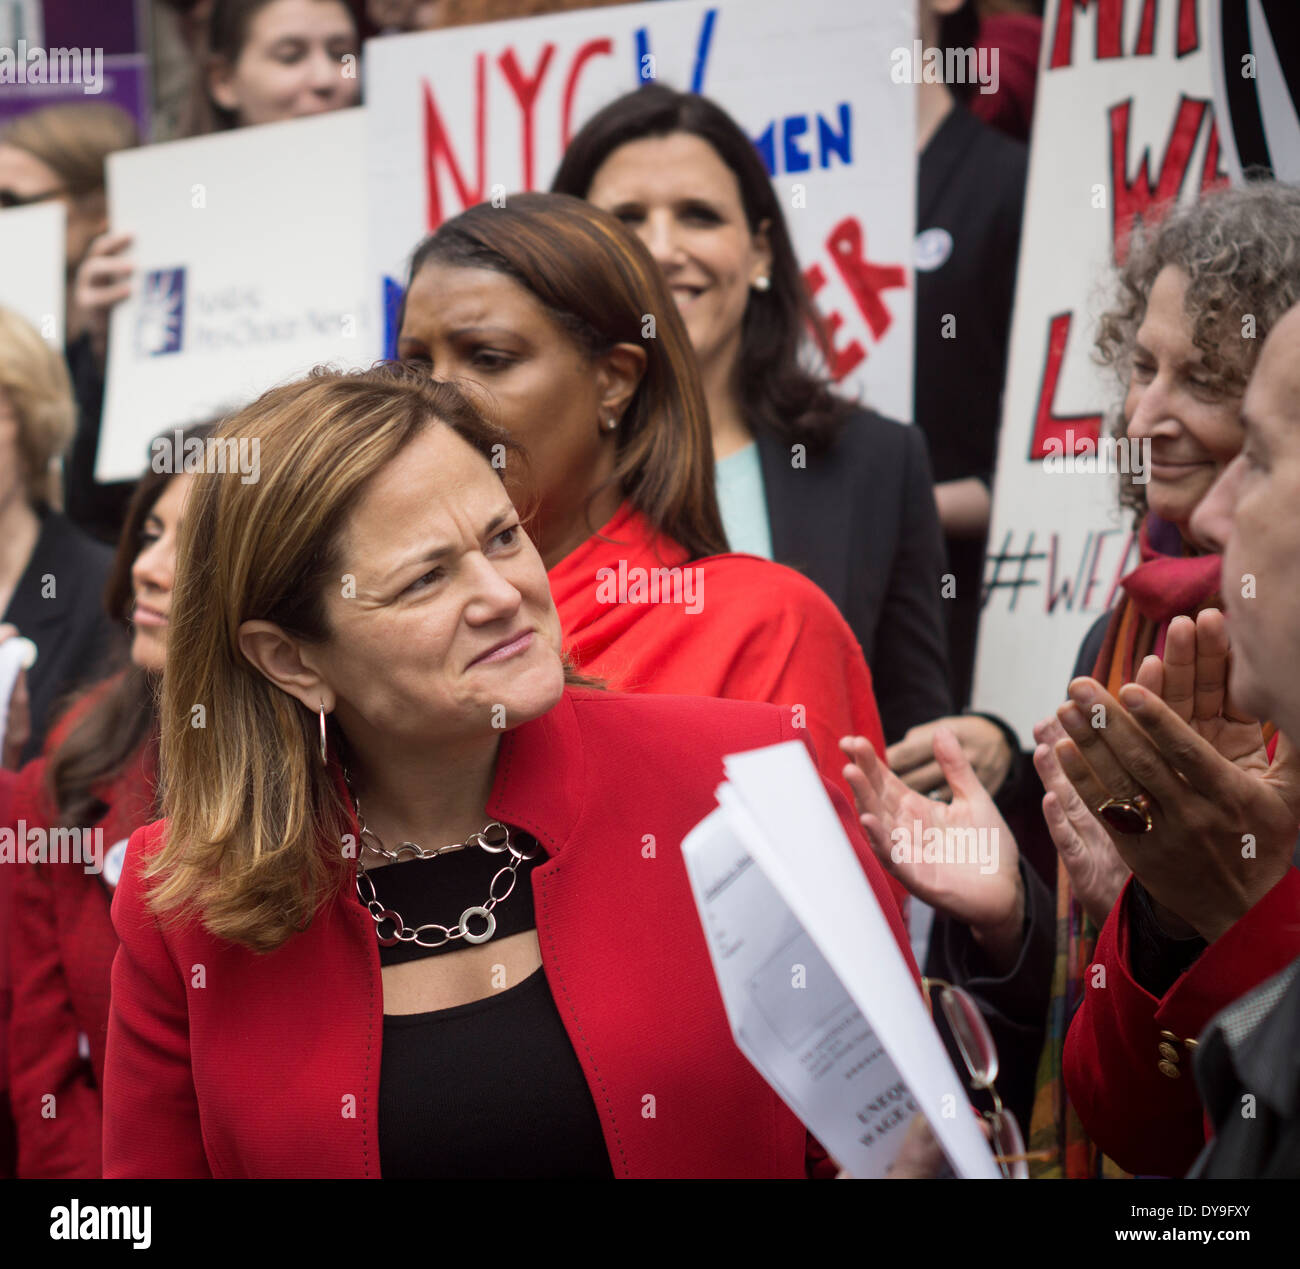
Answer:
[
  {"xmin": 364, "ymin": 0, "xmax": 917, "ymax": 422},
  {"xmin": 98, "ymin": 108, "xmax": 372, "ymax": 481},
  {"xmin": 0, "ymin": 199, "xmax": 64, "ymax": 343},
  {"xmin": 973, "ymin": 0, "xmax": 1228, "ymax": 736}
]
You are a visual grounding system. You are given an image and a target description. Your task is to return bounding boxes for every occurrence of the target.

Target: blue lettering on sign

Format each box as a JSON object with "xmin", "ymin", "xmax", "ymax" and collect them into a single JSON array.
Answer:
[
  {"xmin": 633, "ymin": 6, "xmax": 717, "ymax": 93},
  {"xmin": 783, "ymin": 115, "xmax": 810, "ymax": 172},
  {"xmin": 383, "ymin": 276, "xmax": 406, "ymax": 360},
  {"xmin": 750, "ymin": 104, "xmax": 853, "ymax": 177},
  {"xmin": 819, "ymin": 104, "xmax": 852, "ymax": 166}
]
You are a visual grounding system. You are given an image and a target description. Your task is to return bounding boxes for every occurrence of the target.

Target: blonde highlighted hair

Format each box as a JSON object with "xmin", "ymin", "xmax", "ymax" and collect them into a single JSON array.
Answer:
[
  {"xmin": 1, "ymin": 103, "xmax": 137, "ymax": 196},
  {"xmin": 0, "ymin": 306, "xmax": 75, "ymax": 507},
  {"xmin": 148, "ymin": 362, "xmax": 538, "ymax": 952}
]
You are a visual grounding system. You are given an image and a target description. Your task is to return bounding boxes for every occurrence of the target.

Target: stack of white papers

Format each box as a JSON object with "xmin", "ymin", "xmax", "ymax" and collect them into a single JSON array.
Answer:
[{"xmin": 681, "ymin": 741, "xmax": 1001, "ymax": 1179}]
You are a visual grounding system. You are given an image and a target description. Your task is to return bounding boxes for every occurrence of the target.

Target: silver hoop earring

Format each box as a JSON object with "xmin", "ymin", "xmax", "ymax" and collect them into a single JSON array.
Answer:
[{"xmin": 319, "ymin": 700, "xmax": 329, "ymax": 767}]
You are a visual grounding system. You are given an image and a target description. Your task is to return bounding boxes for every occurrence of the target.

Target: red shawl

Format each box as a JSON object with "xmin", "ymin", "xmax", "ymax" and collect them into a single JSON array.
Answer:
[{"xmin": 548, "ymin": 502, "xmax": 888, "ymax": 799}]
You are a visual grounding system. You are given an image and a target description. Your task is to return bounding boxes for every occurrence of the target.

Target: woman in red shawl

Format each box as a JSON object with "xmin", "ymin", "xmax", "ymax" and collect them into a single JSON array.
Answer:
[{"xmin": 394, "ymin": 193, "xmax": 891, "ymax": 811}]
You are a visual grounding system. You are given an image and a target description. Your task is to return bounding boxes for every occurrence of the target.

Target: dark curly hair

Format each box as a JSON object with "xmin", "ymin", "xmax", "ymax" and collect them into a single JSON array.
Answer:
[{"xmin": 1095, "ymin": 179, "xmax": 1300, "ymax": 520}]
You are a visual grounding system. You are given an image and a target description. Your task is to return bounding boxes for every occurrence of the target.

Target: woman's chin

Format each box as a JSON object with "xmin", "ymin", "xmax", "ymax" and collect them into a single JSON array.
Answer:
[
  {"xmin": 1145, "ymin": 484, "xmax": 1199, "ymax": 535},
  {"xmin": 496, "ymin": 659, "xmax": 567, "ymax": 727},
  {"xmin": 129, "ymin": 630, "xmax": 165, "ymax": 675}
]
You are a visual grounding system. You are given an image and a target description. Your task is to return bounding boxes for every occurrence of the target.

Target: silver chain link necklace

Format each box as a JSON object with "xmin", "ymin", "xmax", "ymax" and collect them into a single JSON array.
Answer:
[{"xmin": 345, "ymin": 768, "xmax": 539, "ymax": 949}]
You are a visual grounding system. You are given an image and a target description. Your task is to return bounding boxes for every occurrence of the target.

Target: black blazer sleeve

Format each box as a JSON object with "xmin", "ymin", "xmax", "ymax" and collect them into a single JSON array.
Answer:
[
  {"xmin": 758, "ymin": 412, "xmax": 954, "ymax": 747},
  {"xmin": 871, "ymin": 420, "xmax": 954, "ymax": 741}
]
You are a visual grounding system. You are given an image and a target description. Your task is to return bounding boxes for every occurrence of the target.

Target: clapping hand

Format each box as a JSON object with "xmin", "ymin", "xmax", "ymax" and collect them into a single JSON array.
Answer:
[
  {"xmin": 1051, "ymin": 611, "xmax": 1300, "ymax": 941},
  {"xmin": 841, "ymin": 727, "xmax": 1025, "ymax": 972}
]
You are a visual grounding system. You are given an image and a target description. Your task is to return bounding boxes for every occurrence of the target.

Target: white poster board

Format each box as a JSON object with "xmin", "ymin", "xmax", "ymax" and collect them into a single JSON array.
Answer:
[
  {"xmin": 0, "ymin": 200, "xmax": 65, "ymax": 346},
  {"xmin": 364, "ymin": 0, "xmax": 916, "ymax": 422},
  {"xmin": 98, "ymin": 108, "xmax": 373, "ymax": 481},
  {"xmin": 972, "ymin": 0, "xmax": 1225, "ymax": 737}
]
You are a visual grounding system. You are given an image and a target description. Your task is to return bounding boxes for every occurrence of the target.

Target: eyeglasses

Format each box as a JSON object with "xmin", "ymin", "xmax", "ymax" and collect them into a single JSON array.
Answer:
[
  {"xmin": 922, "ymin": 976, "xmax": 1039, "ymax": 1179},
  {"xmin": 0, "ymin": 186, "xmax": 66, "ymax": 209}
]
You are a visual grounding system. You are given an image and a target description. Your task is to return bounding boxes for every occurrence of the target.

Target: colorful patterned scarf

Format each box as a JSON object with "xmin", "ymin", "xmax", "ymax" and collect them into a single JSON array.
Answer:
[{"xmin": 1027, "ymin": 514, "xmax": 1221, "ymax": 1178}]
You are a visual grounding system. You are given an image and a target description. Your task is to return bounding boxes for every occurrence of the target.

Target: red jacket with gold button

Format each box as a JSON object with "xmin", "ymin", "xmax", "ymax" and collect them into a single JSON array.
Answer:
[
  {"xmin": 102, "ymin": 689, "xmax": 919, "ymax": 1179},
  {"xmin": 1062, "ymin": 869, "xmax": 1300, "ymax": 1176}
]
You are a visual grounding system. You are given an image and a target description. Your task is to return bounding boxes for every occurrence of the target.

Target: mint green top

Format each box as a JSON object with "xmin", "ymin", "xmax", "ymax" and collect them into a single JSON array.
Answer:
[{"xmin": 714, "ymin": 441, "xmax": 773, "ymax": 559}]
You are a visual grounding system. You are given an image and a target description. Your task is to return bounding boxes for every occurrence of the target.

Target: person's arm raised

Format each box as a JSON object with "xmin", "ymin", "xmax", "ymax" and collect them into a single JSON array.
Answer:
[{"xmin": 841, "ymin": 726, "xmax": 1025, "ymax": 974}]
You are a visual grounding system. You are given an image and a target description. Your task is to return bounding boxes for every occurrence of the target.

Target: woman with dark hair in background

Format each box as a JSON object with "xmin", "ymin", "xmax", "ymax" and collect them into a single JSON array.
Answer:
[
  {"xmin": 396, "ymin": 192, "xmax": 896, "ymax": 815},
  {"xmin": 551, "ymin": 86, "xmax": 952, "ymax": 748},
  {"xmin": 200, "ymin": 0, "xmax": 360, "ymax": 133},
  {"xmin": 5, "ymin": 424, "xmax": 209, "ymax": 1177}
]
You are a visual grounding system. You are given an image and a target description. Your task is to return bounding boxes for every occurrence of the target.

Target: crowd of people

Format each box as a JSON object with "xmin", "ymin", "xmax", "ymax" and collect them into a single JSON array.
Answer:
[{"xmin": 0, "ymin": 0, "xmax": 1297, "ymax": 1183}]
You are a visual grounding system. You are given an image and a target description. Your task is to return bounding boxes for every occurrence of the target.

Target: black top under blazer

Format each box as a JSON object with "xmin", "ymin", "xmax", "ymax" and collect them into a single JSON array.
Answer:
[
  {"xmin": 2, "ymin": 506, "xmax": 124, "ymax": 764},
  {"xmin": 755, "ymin": 407, "xmax": 954, "ymax": 744}
]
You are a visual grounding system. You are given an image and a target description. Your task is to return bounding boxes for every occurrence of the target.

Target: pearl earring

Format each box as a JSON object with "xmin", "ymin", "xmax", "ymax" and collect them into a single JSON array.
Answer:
[
  {"xmin": 752, "ymin": 276, "xmax": 771, "ymax": 292},
  {"xmin": 602, "ymin": 414, "xmax": 618, "ymax": 432}
]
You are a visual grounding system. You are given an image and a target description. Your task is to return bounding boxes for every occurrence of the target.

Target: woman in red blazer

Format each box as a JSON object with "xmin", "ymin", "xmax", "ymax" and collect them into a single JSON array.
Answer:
[
  {"xmin": 5, "ymin": 430, "xmax": 206, "ymax": 1177},
  {"xmin": 102, "ymin": 364, "xmax": 918, "ymax": 1179}
]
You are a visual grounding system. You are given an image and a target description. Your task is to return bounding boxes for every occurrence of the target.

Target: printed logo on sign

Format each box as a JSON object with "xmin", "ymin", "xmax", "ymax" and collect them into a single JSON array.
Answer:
[
  {"xmin": 136, "ymin": 268, "xmax": 186, "ymax": 356},
  {"xmin": 913, "ymin": 227, "xmax": 953, "ymax": 272}
]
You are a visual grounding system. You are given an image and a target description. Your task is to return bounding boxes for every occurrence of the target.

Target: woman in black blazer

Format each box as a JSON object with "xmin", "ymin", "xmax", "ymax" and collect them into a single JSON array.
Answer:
[
  {"xmin": 554, "ymin": 86, "xmax": 952, "ymax": 743},
  {"xmin": 0, "ymin": 307, "xmax": 122, "ymax": 765}
]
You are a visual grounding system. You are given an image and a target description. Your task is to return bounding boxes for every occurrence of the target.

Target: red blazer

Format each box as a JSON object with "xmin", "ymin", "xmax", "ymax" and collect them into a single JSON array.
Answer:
[
  {"xmin": 103, "ymin": 689, "xmax": 918, "ymax": 1178},
  {"xmin": 5, "ymin": 705, "xmax": 156, "ymax": 1178},
  {"xmin": 1063, "ymin": 868, "xmax": 1300, "ymax": 1176},
  {"xmin": 548, "ymin": 503, "xmax": 890, "ymax": 792}
]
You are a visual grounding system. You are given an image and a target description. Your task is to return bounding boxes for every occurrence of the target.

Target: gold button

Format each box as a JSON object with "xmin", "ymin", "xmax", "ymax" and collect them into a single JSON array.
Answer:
[
  {"xmin": 1158, "ymin": 1030, "xmax": 1179, "ymax": 1041},
  {"xmin": 1157, "ymin": 1042, "xmax": 1180, "ymax": 1062},
  {"xmin": 1158, "ymin": 1060, "xmax": 1181, "ymax": 1079}
]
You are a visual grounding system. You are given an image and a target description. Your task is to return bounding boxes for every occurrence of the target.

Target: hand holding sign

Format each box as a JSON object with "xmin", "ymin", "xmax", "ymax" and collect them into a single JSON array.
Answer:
[{"xmin": 71, "ymin": 229, "xmax": 133, "ymax": 368}]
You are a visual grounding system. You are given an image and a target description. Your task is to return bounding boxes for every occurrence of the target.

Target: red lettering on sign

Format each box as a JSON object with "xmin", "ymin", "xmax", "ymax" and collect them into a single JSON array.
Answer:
[
  {"xmin": 1050, "ymin": 0, "xmax": 1198, "ymax": 67},
  {"xmin": 1133, "ymin": 0, "xmax": 1157, "ymax": 55},
  {"xmin": 562, "ymin": 38, "xmax": 614, "ymax": 148},
  {"xmin": 804, "ymin": 263, "xmax": 866, "ymax": 380},
  {"xmin": 1176, "ymin": 0, "xmax": 1200, "ymax": 56},
  {"xmin": 1110, "ymin": 95, "xmax": 1210, "ymax": 263},
  {"xmin": 423, "ymin": 57, "xmax": 486, "ymax": 231},
  {"xmin": 1027, "ymin": 312, "xmax": 1104, "ymax": 460},
  {"xmin": 1200, "ymin": 117, "xmax": 1229, "ymax": 192},
  {"xmin": 499, "ymin": 44, "xmax": 556, "ymax": 192},
  {"xmin": 1049, "ymin": 0, "xmax": 1123, "ymax": 68},
  {"xmin": 825, "ymin": 217, "xmax": 905, "ymax": 341}
]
